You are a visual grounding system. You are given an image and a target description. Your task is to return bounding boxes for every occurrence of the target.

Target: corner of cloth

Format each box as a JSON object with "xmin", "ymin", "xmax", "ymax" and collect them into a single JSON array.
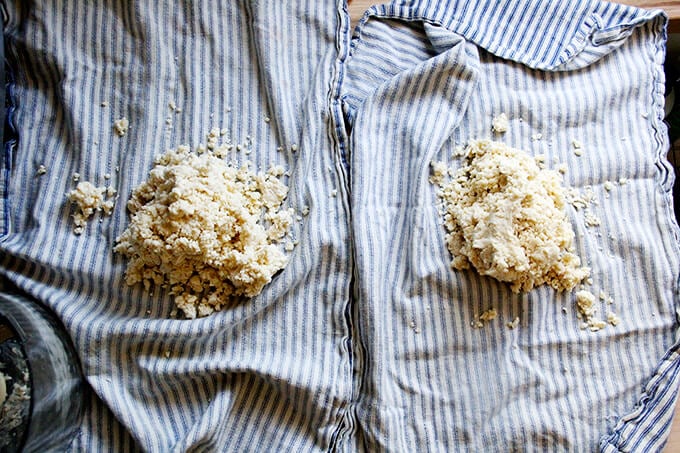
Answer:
[
  {"xmin": 546, "ymin": 3, "xmax": 667, "ymax": 72},
  {"xmin": 359, "ymin": 0, "xmax": 667, "ymax": 73},
  {"xmin": 598, "ymin": 343, "xmax": 680, "ymax": 452}
]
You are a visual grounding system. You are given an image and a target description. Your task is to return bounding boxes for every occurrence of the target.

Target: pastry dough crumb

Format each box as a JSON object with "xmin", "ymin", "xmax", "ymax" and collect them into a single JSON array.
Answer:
[
  {"xmin": 584, "ymin": 211, "xmax": 601, "ymax": 228},
  {"xmin": 534, "ymin": 154, "xmax": 546, "ymax": 169},
  {"xmin": 113, "ymin": 117, "xmax": 129, "ymax": 136},
  {"xmin": 506, "ymin": 317, "xmax": 520, "ymax": 329},
  {"xmin": 453, "ymin": 145, "xmax": 466, "ymax": 157},
  {"xmin": 472, "ymin": 308, "xmax": 498, "ymax": 328},
  {"xmin": 588, "ymin": 319, "xmax": 607, "ymax": 332},
  {"xmin": 432, "ymin": 139, "xmax": 589, "ymax": 293},
  {"xmin": 566, "ymin": 186, "xmax": 596, "ymax": 211},
  {"xmin": 429, "ymin": 161, "xmax": 448, "ymax": 185},
  {"xmin": 479, "ymin": 308, "xmax": 497, "ymax": 322},
  {"xmin": 575, "ymin": 290, "xmax": 607, "ymax": 332},
  {"xmin": 66, "ymin": 181, "xmax": 116, "ymax": 234},
  {"xmin": 114, "ymin": 143, "xmax": 293, "ymax": 319},
  {"xmin": 607, "ymin": 312, "xmax": 621, "ymax": 326},
  {"xmin": 491, "ymin": 113, "xmax": 509, "ymax": 133}
]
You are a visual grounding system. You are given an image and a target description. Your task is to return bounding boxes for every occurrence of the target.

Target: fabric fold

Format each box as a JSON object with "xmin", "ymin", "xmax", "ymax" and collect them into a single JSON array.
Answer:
[{"xmin": 354, "ymin": 0, "xmax": 665, "ymax": 71}]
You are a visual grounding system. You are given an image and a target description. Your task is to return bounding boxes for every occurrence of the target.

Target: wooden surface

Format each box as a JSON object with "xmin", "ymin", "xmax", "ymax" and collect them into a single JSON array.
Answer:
[
  {"xmin": 621, "ymin": 0, "xmax": 680, "ymax": 28},
  {"xmin": 618, "ymin": 0, "xmax": 680, "ymax": 31},
  {"xmin": 346, "ymin": 0, "xmax": 680, "ymax": 451}
]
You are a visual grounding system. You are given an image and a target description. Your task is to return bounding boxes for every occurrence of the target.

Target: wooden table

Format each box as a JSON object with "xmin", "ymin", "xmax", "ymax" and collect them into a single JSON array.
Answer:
[
  {"xmin": 346, "ymin": 0, "xmax": 680, "ymax": 450},
  {"xmin": 621, "ymin": 0, "xmax": 680, "ymax": 31}
]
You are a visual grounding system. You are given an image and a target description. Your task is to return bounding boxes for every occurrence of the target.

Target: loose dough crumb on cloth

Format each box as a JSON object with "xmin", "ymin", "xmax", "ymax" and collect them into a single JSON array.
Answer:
[
  {"xmin": 66, "ymin": 181, "xmax": 116, "ymax": 234},
  {"xmin": 491, "ymin": 113, "xmax": 509, "ymax": 133},
  {"xmin": 432, "ymin": 139, "xmax": 590, "ymax": 293},
  {"xmin": 113, "ymin": 117, "xmax": 129, "ymax": 136},
  {"xmin": 114, "ymin": 144, "xmax": 294, "ymax": 319}
]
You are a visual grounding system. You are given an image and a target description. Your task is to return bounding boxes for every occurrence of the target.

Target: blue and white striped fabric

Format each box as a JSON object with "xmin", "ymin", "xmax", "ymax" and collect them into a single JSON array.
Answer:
[
  {"xmin": 1, "ymin": 1, "xmax": 353, "ymax": 451},
  {"xmin": 0, "ymin": 0, "xmax": 678, "ymax": 451}
]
